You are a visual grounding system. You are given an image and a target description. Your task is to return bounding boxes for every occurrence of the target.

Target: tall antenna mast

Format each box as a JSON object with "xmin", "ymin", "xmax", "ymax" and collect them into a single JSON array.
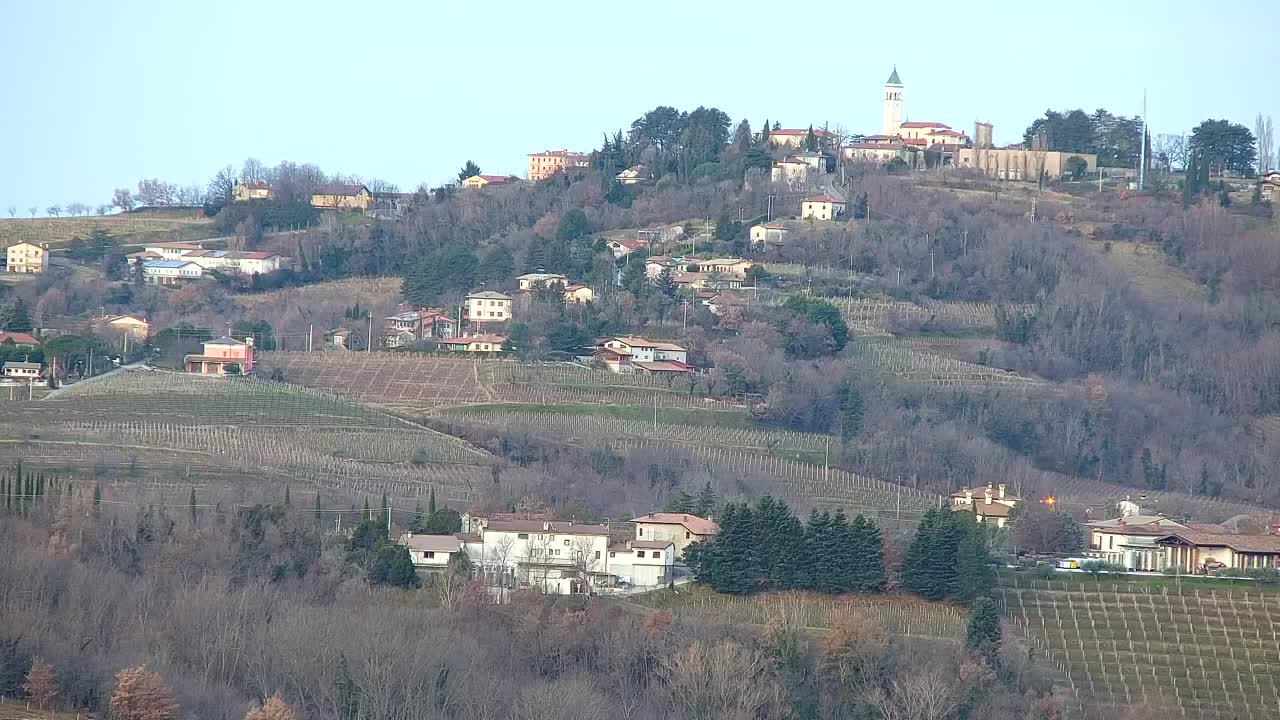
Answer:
[{"xmin": 1138, "ymin": 89, "xmax": 1147, "ymax": 191}]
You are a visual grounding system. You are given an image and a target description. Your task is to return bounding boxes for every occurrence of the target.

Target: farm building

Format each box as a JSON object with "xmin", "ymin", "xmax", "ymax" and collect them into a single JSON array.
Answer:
[
  {"xmin": 0, "ymin": 332, "xmax": 40, "ymax": 347},
  {"xmin": 310, "ymin": 184, "xmax": 372, "ymax": 211},
  {"xmin": 437, "ymin": 334, "xmax": 506, "ymax": 353},
  {"xmin": 606, "ymin": 540, "xmax": 675, "ymax": 587},
  {"xmin": 142, "ymin": 260, "xmax": 204, "ymax": 286},
  {"xmin": 232, "ymin": 182, "xmax": 272, "ymax": 201}
]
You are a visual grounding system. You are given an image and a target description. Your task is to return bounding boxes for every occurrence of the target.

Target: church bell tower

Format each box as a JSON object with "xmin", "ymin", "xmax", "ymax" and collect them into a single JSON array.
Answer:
[{"xmin": 883, "ymin": 66, "xmax": 903, "ymax": 137}]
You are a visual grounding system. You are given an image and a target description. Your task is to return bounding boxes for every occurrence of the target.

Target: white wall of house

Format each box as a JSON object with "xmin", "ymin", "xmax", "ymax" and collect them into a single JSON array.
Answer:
[
  {"xmin": 635, "ymin": 522, "xmax": 708, "ymax": 559},
  {"xmin": 608, "ymin": 543, "xmax": 675, "ymax": 587}
]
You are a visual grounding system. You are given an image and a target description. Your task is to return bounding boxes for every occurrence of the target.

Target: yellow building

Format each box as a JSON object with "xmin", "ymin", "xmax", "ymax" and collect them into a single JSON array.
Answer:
[
  {"xmin": 956, "ymin": 146, "xmax": 1098, "ymax": 181},
  {"xmin": 766, "ymin": 128, "xmax": 831, "ymax": 149},
  {"xmin": 92, "ymin": 314, "xmax": 150, "ymax": 340},
  {"xmin": 564, "ymin": 284, "xmax": 595, "ymax": 304},
  {"xmin": 461, "ymin": 175, "xmax": 515, "ymax": 190},
  {"xmin": 465, "ymin": 290, "xmax": 512, "ymax": 323},
  {"xmin": 950, "ymin": 483, "xmax": 1020, "ymax": 528},
  {"xmin": 232, "ymin": 182, "xmax": 272, "ymax": 202},
  {"xmin": 310, "ymin": 184, "xmax": 372, "ymax": 210},
  {"xmin": 800, "ymin": 196, "xmax": 846, "ymax": 221},
  {"xmin": 5, "ymin": 241, "xmax": 48, "ymax": 274},
  {"xmin": 527, "ymin": 150, "xmax": 589, "ymax": 182}
]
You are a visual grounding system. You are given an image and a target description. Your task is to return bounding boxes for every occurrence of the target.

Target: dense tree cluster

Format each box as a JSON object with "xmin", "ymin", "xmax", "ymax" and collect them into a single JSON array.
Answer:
[
  {"xmin": 1022, "ymin": 108, "xmax": 1150, "ymax": 168},
  {"xmin": 686, "ymin": 497, "xmax": 884, "ymax": 595},
  {"xmin": 901, "ymin": 509, "xmax": 994, "ymax": 604}
]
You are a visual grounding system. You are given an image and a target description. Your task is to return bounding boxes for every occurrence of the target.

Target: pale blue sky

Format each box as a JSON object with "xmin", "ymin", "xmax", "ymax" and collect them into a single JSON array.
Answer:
[{"xmin": 2, "ymin": 0, "xmax": 1277, "ymax": 210}]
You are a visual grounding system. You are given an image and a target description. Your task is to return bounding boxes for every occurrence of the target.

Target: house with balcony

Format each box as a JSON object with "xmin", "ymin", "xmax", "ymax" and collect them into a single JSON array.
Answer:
[
  {"xmin": 184, "ymin": 336, "xmax": 254, "ymax": 375},
  {"xmin": 2, "ymin": 361, "xmax": 42, "ymax": 381},
  {"xmin": 436, "ymin": 334, "xmax": 506, "ymax": 353},
  {"xmin": 1086, "ymin": 515, "xmax": 1189, "ymax": 571},
  {"xmin": 461, "ymin": 516, "xmax": 612, "ymax": 595},
  {"xmin": 596, "ymin": 337, "xmax": 690, "ymax": 374},
  {"xmin": 606, "ymin": 540, "xmax": 675, "ymax": 587},
  {"xmin": 5, "ymin": 242, "xmax": 49, "ymax": 274},
  {"xmin": 464, "ymin": 291, "xmax": 513, "ymax": 324}
]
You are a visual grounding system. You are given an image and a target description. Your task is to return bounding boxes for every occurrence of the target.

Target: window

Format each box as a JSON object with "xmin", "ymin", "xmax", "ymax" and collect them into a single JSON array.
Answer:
[
  {"xmin": 424, "ymin": 551, "xmax": 435, "ymax": 559},
  {"xmin": 609, "ymin": 552, "xmax": 616, "ymax": 558},
  {"xmin": 653, "ymin": 551, "xmax": 661, "ymax": 559},
  {"xmin": 552, "ymin": 549, "xmax": 560, "ymax": 556},
  {"xmin": 685, "ymin": 531, "xmax": 690, "ymax": 539},
  {"xmin": 595, "ymin": 551, "xmax": 601, "ymax": 559},
  {"xmin": 637, "ymin": 551, "xmax": 645, "ymax": 558},
  {"xmin": 638, "ymin": 527, "xmax": 643, "ymax": 536},
  {"xmin": 518, "ymin": 533, "xmax": 529, "ymax": 539},
  {"xmin": 564, "ymin": 540, "xmax": 570, "ymax": 546}
]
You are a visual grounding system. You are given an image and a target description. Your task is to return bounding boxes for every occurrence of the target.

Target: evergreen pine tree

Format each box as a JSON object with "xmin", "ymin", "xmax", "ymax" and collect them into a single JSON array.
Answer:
[
  {"xmin": 760, "ymin": 118, "xmax": 770, "ymax": 147},
  {"xmin": 757, "ymin": 497, "xmax": 804, "ymax": 589},
  {"xmin": 839, "ymin": 382, "xmax": 864, "ymax": 441},
  {"xmin": 965, "ymin": 596, "xmax": 1002, "ymax": 666},
  {"xmin": 689, "ymin": 502, "xmax": 755, "ymax": 593},
  {"xmin": 954, "ymin": 521, "xmax": 994, "ymax": 604},
  {"xmin": 849, "ymin": 514, "xmax": 886, "ymax": 592},
  {"xmin": 804, "ymin": 125, "xmax": 817, "ymax": 152},
  {"xmin": 363, "ymin": 497, "xmax": 371, "ymax": 521},
  {"xmin": 801, "ymin": 509, "xmax": 831, "ymax": 591},
  {"xmin": 902, "ymin": 509, "xmax": 950, "ymax": 600},
  {"xmin": 694, "ymin": 482, "xmax": 718, "ymax": 517}
]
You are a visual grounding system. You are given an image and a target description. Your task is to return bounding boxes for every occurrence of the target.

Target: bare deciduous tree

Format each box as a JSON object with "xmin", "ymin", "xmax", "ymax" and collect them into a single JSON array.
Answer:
[
  {"xmin": 244, "ymin": 691, "xmax": 297, "ymax": 720},
  {"xmin": 569, "ymin": 535, "xmax": 602, "ymax": 595},
  {"xmin": 23, "ymin": 655, "xmax": 58, "ymax": 711},
  {"xmin": 27, "ymin": 206, "xmax": 37, "ymax": 217},
  {"xmin": 46, "ymin": 205, "xmax": 61, "ymax": 218},
  {"xmin": 486, "ymin": 534, "xmax": 516, "ymax": 602},
  {"xmin": 111, "ymin": 188, "xmax": 135, "ymax": 212},
  {"xmin": 111, "ymin": 665, "xmax": 178, "ymax": 720},
  {"xmin": 241, "ymin": 157, "xmax": 266, "ymax": 184},
  {"xmin": 862, "ymin": 667, "xmax": 963, "ymax": 720},
  {"xmin": 1256, "ymin": 114, "xmax": 1274, "ymax": 175},
  {"xmin": 660, "ymin": 639, "xmax": 784, "ymax": 720},
  {"xmin": 1154, "ymin": 133, "xmax": 1187, "ymax": 172},
  {"xmin": 6, "ymin": 205, "xmax": 15, "ymax": 218},
  {"xmin": 96, "ymin": 204, "xmax": 111, "ymax": 216}
]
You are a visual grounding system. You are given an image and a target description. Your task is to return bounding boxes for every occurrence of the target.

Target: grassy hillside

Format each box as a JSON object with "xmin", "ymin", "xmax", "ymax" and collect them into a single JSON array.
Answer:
[{"xmin": 0, "ymin": 208, "xmax": 216, "ymax": 249}]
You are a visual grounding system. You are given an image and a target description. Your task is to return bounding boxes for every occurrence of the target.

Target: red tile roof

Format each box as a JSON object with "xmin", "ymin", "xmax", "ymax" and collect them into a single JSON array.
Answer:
[
  {"xmin": 633, "ymin": 512, "xmax": 719, "ymax": 535},
  {"xmin": 475, "ymin": 175, "xmax": 511, "ymax": 183},
  {"xmin": 0, "ymin": 332, "xmax": 40, "ymax": 345},
  {"xmin": 804, "ymin": 195, "xmax": 845, "ymax": 203},
  {"xmin": 314, "ymin": 183, "xmax": 368, "ymax": 196},
  {"xmin": 900, "ymin": 121, "xmax": 950, "ymax": 128},
  {"xmin": 903, "ymin": 138, "xmax": 928, "ymax": 146},
  {"xmin": 769, "ymin": 128, "xmax": 831, "ymax": 137}
]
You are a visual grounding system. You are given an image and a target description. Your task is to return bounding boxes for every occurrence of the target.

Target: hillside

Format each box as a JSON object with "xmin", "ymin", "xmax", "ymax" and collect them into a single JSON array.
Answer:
[
  {"xmin": 0, "ymin": 208, "xmax": 217, "ymax": 249},
  {"xmin": 1000, "ymin": 576, "xmax": 1280, "ymax": 720}
]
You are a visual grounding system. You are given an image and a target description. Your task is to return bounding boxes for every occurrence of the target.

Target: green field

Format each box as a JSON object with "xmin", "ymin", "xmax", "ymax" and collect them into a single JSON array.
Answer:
[{"xmin": 0, "ymin": 208, "xmax": 217, "ymax": 249}]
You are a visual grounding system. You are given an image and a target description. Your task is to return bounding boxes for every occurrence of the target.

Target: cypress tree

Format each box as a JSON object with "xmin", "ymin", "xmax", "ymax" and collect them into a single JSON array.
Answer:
[
  {"xmin": 381, "ymin": 492, "xmax": 390, "ymax": 528},
  {"xmin": 284, "ymin": 484, "xmax": 292, "ymax": 508},
  {"xmin": 695, "ymin": 481, "xmax": 718, "ymax": 517},
  {"xmin": 363, "ymin": 497, "xmax": 371, "ymax": 521},
  {"xmin": 839, "ymin": 383, "xmax": 864, "ymax": 441},
  {"xmin": 955, "ymin": 521, "xmax": 995, "ymax": 604},
  {"xmin": 801, "ymin": 509, "xmax": 832, "ymax": 591},
  {"xmin": 903, "ymin": 509, "xmax": 950, "ymax": 600},
  {"xmin": 189, "ymin": 488, "xmax": 198, "ymax": 527},
  {"xmin": 93, "ymin": 482, "xmax": 102, "ymax": 517},
  {"xmin": 315, "ymin": 493, "xmax": 322, "ymax": 524},
  {"xmin": 428, "ymin": 487, "xmax": 437, "ymax": 516},
  {"xmin": 36, "ymin": 474, "xmax": 44, "ymax": 504}
]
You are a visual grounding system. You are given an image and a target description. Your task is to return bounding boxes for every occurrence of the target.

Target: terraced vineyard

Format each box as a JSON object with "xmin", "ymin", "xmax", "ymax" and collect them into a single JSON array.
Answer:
[
  {"xmin": 1001, "ymin": 579, "xmax": 1280, "ymax": 720},
  {"xmin": 853, "ymin": 338, "xmax": 1043, "ymax": 388},
  {"xmin": 258, "ymin": 352, "xmax": 735, "ymax": 410},
  {"xmin": 831, "ymin": 298, "xmax": 1033, "ymax": 336},
  {"xmin": 0, "ymin": 209, "xmax": 213, "ymax": 249},
  {"xmin": 0, "ymin": 370, "xmax": 492, "ymax": 504},
  {"xmin": 441, "ymin": 407, "xmax": 938, "ymax": 516}
]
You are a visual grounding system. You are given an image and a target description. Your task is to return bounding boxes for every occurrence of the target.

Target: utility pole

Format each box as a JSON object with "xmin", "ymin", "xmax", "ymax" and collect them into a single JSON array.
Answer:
[
  {"xmin": 367, "ymin": 313, "xmax": 372, "ymax": 353},
  {"xmin": 961, "ymin": 229, "xmax": 968, "ymax": 256},
  {"xmin": 386, "ymin": 495, "xmax": 392, "ymax": 536},
  {"xmin": 308, "ymin": 323, "xmax": 313, "ymax": 352},
  {"xmin": 1138, "ymin": 88, "xmax": 1148, "ymax": 191}
]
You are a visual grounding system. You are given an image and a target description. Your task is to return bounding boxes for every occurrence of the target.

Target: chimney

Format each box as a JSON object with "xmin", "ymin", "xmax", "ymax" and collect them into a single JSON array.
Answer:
[
  {"xmin": 998, "ymin": 483, "xmax": 1006, "ymax": 500},
  {"xmin": 984, "ymin": 486, "xmax": 992, "ymax": 505}
]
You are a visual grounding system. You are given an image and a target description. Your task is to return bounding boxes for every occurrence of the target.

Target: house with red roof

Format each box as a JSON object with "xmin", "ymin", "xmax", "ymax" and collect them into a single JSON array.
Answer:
[
  {"xmin": 607, "ymin": 238, "xmax": 648, "ymax": 258},
  {"xmin": 0, "ymin": 331, "xmax": 41, "ymax": 347},
  {"xmin": 633, "ymin": 512, "xmax": 719, "ymax": 559}
]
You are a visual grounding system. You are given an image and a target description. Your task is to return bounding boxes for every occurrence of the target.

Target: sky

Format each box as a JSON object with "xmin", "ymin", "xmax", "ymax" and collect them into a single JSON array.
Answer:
[{"xmin": 2, "ymin": 0, "xmax": 1278, "ymax": 211}]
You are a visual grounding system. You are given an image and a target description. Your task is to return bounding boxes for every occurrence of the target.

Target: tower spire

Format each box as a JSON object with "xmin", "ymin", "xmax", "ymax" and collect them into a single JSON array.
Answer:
[{"xmin": 887, "ymin": 65, "xmax": 902, "ymax": 85}]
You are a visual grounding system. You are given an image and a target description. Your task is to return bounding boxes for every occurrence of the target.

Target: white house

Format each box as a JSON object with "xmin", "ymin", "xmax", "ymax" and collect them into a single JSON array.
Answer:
[
  {"xmin": 517, "ymin": 272, "xmax": 568, "ymax": 290},
  {"xmin": 771, "ymin": 156, "xmax": 815, "ymax": 184},
  {"xmin": 1086, "ymin": 515, "xmax": 1187, "ymax": 571},
  {"xmin": 608, "ymin": 238, "xmax": 648, "ymax": 258},
  {"xmin": 142, "ymin": 260, "xmax": 204, "ymax": 286},
  {"xmin": 463, "ymin": 517, "xmax": 612, "ymax": 595},
  {"xmin": 606, "ymin": 540, "xmax": 675, "ymax": 587},
  {"xmin": 181, "ymin": 250, "xmax": 285, "ymax": 275},
  {"xmin": 750, "ymin": 223, "xmax": 789, "ymax": 246},
  {"xmin": 801, "ymin": 195, "xmax": 846, "ymax": 221},
  {"xmin": 398, "ymin": 533, "xmax": 464, "ymax": 570},
  {"xmin": 615, "ymin": 165, "xmax": 650, "ymax": 185},
  {"xmin": 2, "ymin": 361, "xmax": 42, "ymax": 381},
  {"xmin": 632, "ymin": 512, "xmax": 720, "ymax": 559},
  {"xmin": 143, "ymin": 242, "xmax": 205, "ymax": 259},
  {"xmin": 950, "ymin": 483, "xmax": 1020, "ymax": 528},
  {"xmin": 596, "ymin": 337, "xmax": 690, "ymax": 374},
  {"xmin": 5, "ymin": 242, "xmax": 49, "ymax": 274}
]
